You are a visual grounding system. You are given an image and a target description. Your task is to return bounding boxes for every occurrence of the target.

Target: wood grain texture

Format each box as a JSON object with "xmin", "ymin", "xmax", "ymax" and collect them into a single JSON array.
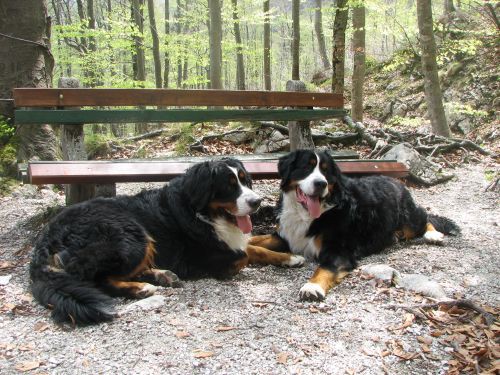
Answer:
[
  {"xmin": 13, "ymin": 88, "xmax": 344, "ymax": 108},
  {"xmin": 27, "ymin": 160, "xmax": 409, "ymax": 184}
]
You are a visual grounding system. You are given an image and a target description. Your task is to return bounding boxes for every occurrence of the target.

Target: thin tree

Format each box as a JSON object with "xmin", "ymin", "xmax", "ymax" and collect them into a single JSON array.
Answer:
[
  {"xmin": 314, "ymin": 0, "xmax": 331, "ymax": 70},
  {"xmin": 231, "ymin": 0, "xmax": 246, "ymax": 90},
  {"xmin": 163, "ymin": 0, "xmax": 170, "ymax": 87},
  {"xmin": 417, "ymin": 0, "xmax": 451, "ymax": 137},
  {"xmin": 0, "ymin": 0, "xmax": 57, "ymax": 162},
  {"xmin": 292, "ymin": 0, "xmax": 300, "ymax": 80},
  {"xmin": 332, "ymin": 0, "xmax": 348, "ymax": 94},
  {"xmin": 147, "ymin": 0, "xmax": 162, "ymax": 88},
  {"xmin": 208, "ymin": 0, "xmax": 223, "ymax": 89},
  {"xmin": 131, "ymin": 0, "xmax": 146, "ymax": 85},
  {"xmin": 263, "ymin": 0, "xmax": 271, "ymax": 90},
  {"xmin": 351, "ymin": 2, "xmax": 365, "ymax": 122}
]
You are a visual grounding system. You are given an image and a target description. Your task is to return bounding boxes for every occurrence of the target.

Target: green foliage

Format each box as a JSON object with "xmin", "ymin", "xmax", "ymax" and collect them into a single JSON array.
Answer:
[
  {"xmin": 438, "ymin": 38, "xmax": 483, "ymax": 66},
  {"xmin": 387, "ymin": 115, "xmax": 422, "ymax": 129},
  {"xmin": 448, "ymin": 102, "xmax": 488, "ymax": 118},
  {"xmin": 0, "ymin": 116, "xmax": 15, "ymax": 146},
  {"xmin": 0, "ymin": 142, "xmax": 17, "ymax": 176},
  {"xmin": 381, "ymin": 49, "xmax": 417, "ymax": 74}
]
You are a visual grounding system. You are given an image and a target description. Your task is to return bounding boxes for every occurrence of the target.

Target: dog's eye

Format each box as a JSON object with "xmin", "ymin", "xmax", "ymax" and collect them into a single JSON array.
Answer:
[
  {"xmin": 320, "ymin": 162, "xmax": 328, "ymax": 171},
  {"xmin": 238, "ymin": 171, "xmax": 245, "ymax": 180},
  {"xmin": 309, "ymin": 158, "xmax": 317, "ymax": 167}
]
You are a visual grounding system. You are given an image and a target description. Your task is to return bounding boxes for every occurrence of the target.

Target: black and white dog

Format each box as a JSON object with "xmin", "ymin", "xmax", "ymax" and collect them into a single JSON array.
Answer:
[
  {"xmin": 30, "ymin": 158, "xmax": 304, "ymax": 325},
  {"xmin": 250, "ymin": 150, "xmax": 459, "ymax": 301}
]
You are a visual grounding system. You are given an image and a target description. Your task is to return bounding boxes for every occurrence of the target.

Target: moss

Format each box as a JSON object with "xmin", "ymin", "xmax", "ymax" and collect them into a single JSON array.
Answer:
[
  {"xmin": 85, "ymin": 133, "xmax": 116, "ymax": 159},
  {"xmin": 0, "ymin": 142, "xmax": 18, "ymax": 177},
  {"xmin": 0, "ymin": 177, "xmax": 17, "ymax": 197}
]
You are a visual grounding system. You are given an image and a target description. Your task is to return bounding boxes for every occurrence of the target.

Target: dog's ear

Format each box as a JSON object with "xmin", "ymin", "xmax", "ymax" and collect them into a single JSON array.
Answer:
[
  {"xmin": 182, "ymin": 161, "xmax": 214, "ymax": 211},
  {"xmin": 277, "ymin": 151, "xmax": 299, "ymax": 189}
]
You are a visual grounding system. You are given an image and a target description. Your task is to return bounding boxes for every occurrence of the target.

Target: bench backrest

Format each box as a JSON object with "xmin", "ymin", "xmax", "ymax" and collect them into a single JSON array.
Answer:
[{"xmin": 13, "ymin": 88, "xmax": 346, "ymax": 124}]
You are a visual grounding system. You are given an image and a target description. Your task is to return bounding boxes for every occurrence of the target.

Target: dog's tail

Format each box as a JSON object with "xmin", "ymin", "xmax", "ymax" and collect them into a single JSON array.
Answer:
[
  {"xmin": 30, "ymin": 252, "xmax": 115, "ymax": 325},
  {"xmin": 428, "ymin": 214, "xmax": 461, "ymax": 236}
]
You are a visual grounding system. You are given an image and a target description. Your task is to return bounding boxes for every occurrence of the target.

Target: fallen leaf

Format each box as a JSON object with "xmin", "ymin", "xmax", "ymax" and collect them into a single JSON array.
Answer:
[
  {"xmin": 276, "ymin": 352, "xmax": 290, "ymax": 364},
  {"xmin": 417, "ymin": 336, "xmax": 433, "ymax": 345},
  {"xmin": 252, "ymin": 302, "xmax": 268, "ymax": 308},
  {"xmin": 193, "ymin": 351, "xmax": 214, "ymax": 359},
  {"xmin": 15, "ymin": 361, "xmax": 41, "ymax": 372},
  {"xmin": 215, "ymin": 326, "xmax": 236, "ymax": 332},
  {"xmin": 174, "ymin": 331, "xmax": 190, "ymax": 338},
  {"xmin": 34, "ymin": 322, "xmax": 50, "ymax": 332},
  {"xmin": 420, "ymin": 343, "xmax": 431, "ymax": 353},
  {"xmin": 0, "ymin": 261, "xmax": 13, "ymax": 269}
]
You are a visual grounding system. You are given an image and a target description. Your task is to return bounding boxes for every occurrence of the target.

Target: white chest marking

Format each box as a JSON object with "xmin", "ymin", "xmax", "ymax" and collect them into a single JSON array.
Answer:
[
  {"xmin": 213, "ymin": 217, "xmax": 250, "ymax": 251},
  {"xmin": 278, "ymin": 191, "xmax": 321, "ymax": 259}
]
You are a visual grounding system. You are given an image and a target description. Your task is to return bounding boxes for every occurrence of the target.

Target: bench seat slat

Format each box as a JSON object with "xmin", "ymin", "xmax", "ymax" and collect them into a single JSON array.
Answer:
[
  {"xmin": 15, "ymin": 109, "xmax": 347, "ymax": 124},
  {"xmin": 27, "ymin": 160, "xmax": 409, "ymax": 184},
  {"xmin": 13, "ymin": 88, "xmax": 343, "ymax": 108}
]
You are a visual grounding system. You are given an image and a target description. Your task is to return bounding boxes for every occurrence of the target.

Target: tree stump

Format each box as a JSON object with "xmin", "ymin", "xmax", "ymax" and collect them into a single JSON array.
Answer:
[
  {"xmin": 286, "ymin": 80, "xmax": 315, "ymax": 151},
  {"xmin": 59, "ymin": 77, "xmax": 115, "ymax": 204}
]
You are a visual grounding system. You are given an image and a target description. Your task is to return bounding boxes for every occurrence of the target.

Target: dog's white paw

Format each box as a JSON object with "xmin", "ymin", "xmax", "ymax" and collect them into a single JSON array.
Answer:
[
  {"xmin": 424, "ymin": 230, "xmax": 445, "ymax": 244},
  {"xmin": 282, "ymin": 255, "xmax": 305, "ymax": 267},
  {"xmin": 299, "ymin": 282, "xmax": 325, "ymax": 301},
  {"xmin": 137, "ymin": 283, "xmax": 157, "ymax": 299}
]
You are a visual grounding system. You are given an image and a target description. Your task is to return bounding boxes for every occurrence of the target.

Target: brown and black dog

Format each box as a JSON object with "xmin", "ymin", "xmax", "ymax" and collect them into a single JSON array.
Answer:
[
  {"xmin": 250, "ymin": 150, "xmax": 459, "ymax": 301},
  {"xmin": 30, "ymin": 158, "xmax": 304, "ymax": 325}
]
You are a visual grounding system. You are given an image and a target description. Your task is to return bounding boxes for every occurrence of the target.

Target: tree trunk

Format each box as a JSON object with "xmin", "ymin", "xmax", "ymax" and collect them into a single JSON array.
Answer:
[
  {"xmin": 332, "ymin": 0, "xmax": 348, "ymax": 94},
  {"xmin": 58, "ymin": 78, "xmax": 97, "ymax": 205},
  {"xmin": 417, "ymin": 0, "xmax": 451, "ymax": 137},
  {"xmin": 176, "ymin": 0, "xmax": 183, "ymax": 88},
  {"xmin": 291, "ymin": 0, "xmax": 300, "ymax": 80},
  {"xmin": 208, "ymin": 0, "xmax": 223, "ymax": 89},
  {"xmin": 351, "ymin": 3, "xmax": 365, "ymax": 122},
  {"xmin": 0, "ymin": 0, "xmax": 57, "ymax": 163},
  {"xmin": 147, "ymin": 0, "xmax": 162, "ymax": 88},
  {"xmin": 314, "ymin": 0, "xmax": 331, "ymax": 70},
  {"xmin": 286, "ymin": 80, "xmax": 314, "ymax": 150},
  {"xmin": 131, "ymin": 0, "xmax": 146, "ymax": 84},
  {"xmin": 231, "ymin": 0, "xmax": 245, "ymax": 90},
  {"xmin": 444, "ymin": 0, "xmax": 456, "ymax": 14},
  {"xmin": 163, "ymin": 0, "xmax": 170, "ymax": 87},
  {"xmin": 263, "ymin": 0, "xmax": 271, "ymax": 90}
]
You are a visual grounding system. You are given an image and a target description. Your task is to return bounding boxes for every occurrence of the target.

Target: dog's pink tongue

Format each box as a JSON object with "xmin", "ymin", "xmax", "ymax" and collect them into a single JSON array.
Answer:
[
  {"xmin": 305, "ymin": 195, "xmax": 321, "ymax": 219},
  {"xmin": 236, "ymin": 215, "xmax": 252, "ymax": 234}
]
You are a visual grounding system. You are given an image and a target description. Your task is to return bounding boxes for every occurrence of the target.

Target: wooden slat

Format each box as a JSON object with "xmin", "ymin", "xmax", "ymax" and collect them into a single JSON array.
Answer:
[
  {"xmin": 14, "ymin": 109, "xmax": 347, "ymax": 124},
  {"xmin": 27, "ymin": 160, "xmax": 408, "ymax": 184},
  {"xmin": 13, "ymin": 88, "xmax": 344, "ymax": 108}
]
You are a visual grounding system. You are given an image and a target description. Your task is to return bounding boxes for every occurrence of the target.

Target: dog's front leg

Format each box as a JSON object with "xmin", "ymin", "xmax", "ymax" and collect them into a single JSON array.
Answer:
[{"xmin": 245, "ymin": 244, "xmax": 304, "ymax": 267}]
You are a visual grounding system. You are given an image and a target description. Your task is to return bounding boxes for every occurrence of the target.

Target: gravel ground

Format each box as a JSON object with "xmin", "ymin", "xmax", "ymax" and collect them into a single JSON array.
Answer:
[{"xmin": 0, "ymin": 162, "xmax": 498, "ymax": 374}]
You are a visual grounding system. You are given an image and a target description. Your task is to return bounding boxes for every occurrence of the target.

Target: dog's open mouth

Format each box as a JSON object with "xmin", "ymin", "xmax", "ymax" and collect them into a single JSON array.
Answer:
[
  {"xmin": 223, "ymin": 210, "xmax": 253, "ymax": 234},
  {"xmin": 296, "ymin": 187, "xmax": 322, "ymax": 219}
]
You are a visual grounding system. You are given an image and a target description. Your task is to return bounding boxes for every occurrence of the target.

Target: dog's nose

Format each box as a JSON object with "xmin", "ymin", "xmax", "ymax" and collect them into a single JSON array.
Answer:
[
  {"xmin": 248, "ymin": 197, "xmax": 262, "ymax": 209},
  {"xmin": 313, "ymin": 180, "xmax": 327, "ymax": 191}
]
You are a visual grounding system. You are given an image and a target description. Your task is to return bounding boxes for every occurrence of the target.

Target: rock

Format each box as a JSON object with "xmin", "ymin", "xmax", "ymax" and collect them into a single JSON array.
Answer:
[
  {"xmin": 381, "ymin": 101, "xmax": 394, "ymax": 120},
  {"xmin": 0, "ymin": 275, "xmax": 12, "ymax": 285},
  {"xmin": 393, "ymin": 273, "xmax": 448, "ymax": 300},
  {"xmin": 386, "ymin": 82, "xmax": 398, "ymax": 91},
  {"xmin": 120, "ymin": 295, "xmax": 166, "ymax": 314},
  {"xmin": 253, "ymin": 130, "xmax": 290, "ymax": 153},
  {"xmin": 445, "ymin": 61, "xmax": 464, "ymax": 78},
  {"xmin": 361, "ymin": 264, "xmax": 449, "ymax": 300},
  {"xmin": 393, "ymin": 101, "xmax": 408, "ymax": 117},
  {"xmin": 382, "ymin": 143, "xmax": 455, "ymax": 186},
  {"xmin": 223, "ymin": 130, "xmax": 254, "ymax": 144},
  {"xmin": 360, "ymin": 264, "xmax": 398, "ymax": 282}
]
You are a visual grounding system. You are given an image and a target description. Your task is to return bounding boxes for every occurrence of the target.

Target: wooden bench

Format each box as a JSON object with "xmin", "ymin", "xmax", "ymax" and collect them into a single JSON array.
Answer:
[{"xmin": 13, "ymin": 87, "xmax": 408, "ymax": 203}]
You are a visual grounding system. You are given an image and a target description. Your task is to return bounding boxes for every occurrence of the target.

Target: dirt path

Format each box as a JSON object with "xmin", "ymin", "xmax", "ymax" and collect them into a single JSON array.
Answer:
[{"xmin": 0, "ymin": 162, "xmax": 498, "ymax": 374}]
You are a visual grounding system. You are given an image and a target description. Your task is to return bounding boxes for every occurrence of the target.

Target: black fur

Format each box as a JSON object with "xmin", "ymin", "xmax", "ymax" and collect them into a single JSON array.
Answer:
[
  {"xmin": 30, "ymin": 158, "xmax": 256, "ymax": 325},
  {"xmin": 276, "ymin": 150, "xmax": 460, "ymax": 276}
]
